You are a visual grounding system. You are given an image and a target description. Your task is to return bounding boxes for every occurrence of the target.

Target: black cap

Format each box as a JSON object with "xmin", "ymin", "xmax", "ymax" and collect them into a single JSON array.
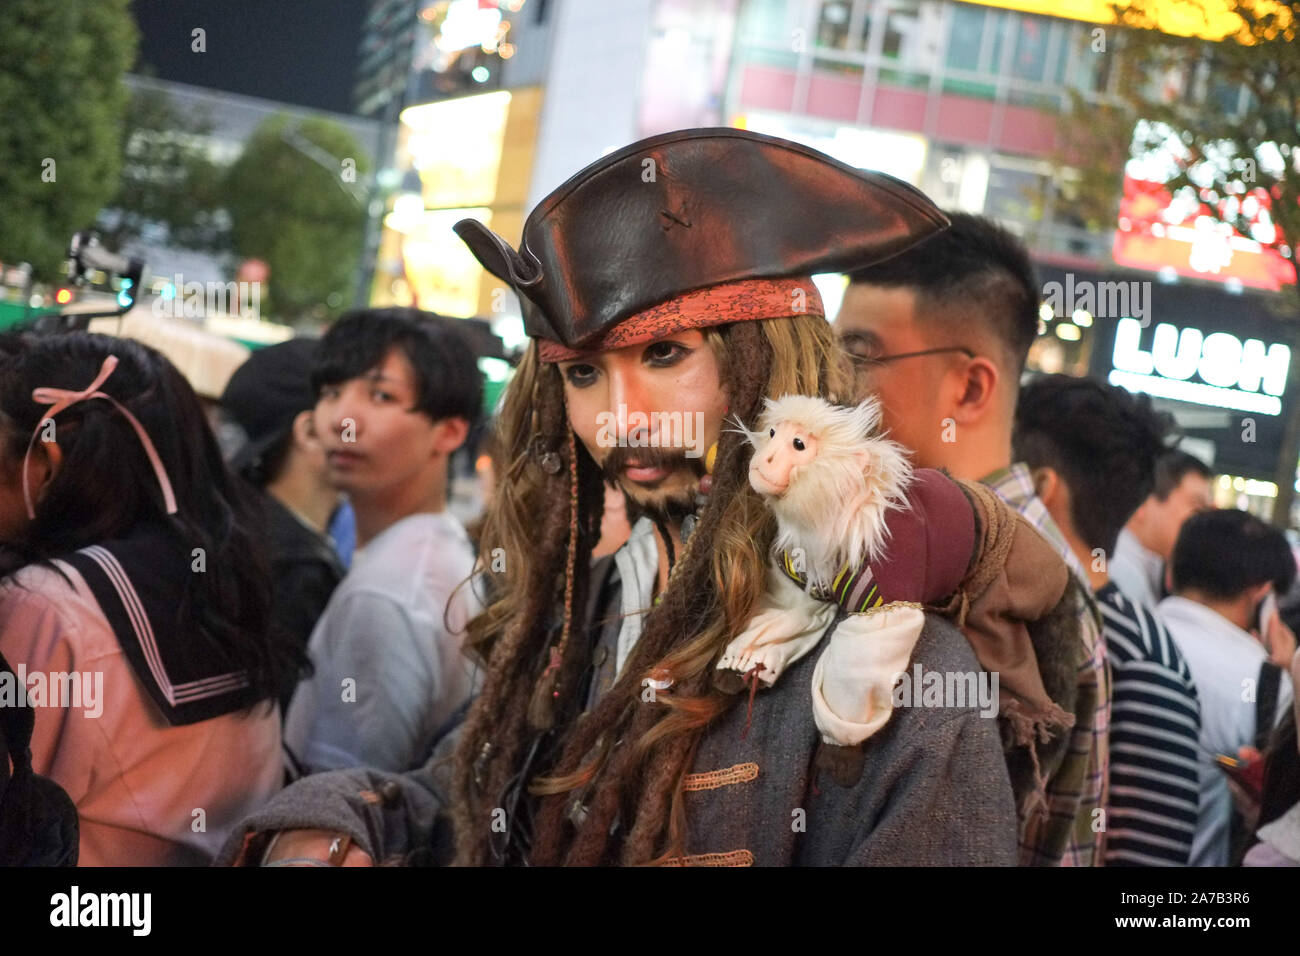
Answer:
[
  {"xmin": 453, "ymin": 127, "xmax": 948, "ymax": 353},
  {"xmin": 220, "ymin": 337, "xmax": 320, "ymax": 479}
]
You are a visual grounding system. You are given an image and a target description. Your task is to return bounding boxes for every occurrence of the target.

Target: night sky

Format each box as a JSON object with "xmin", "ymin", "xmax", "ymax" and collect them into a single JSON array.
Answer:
[{"xmin": 131, "ymin": 0, "xmax": 368, "ymax": 114}]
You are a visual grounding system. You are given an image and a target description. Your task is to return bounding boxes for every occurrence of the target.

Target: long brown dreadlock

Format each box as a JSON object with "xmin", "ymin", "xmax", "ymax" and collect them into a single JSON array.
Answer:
[{"xmin": 451, "ymin": 312, "xmax": 849, "ymax": 865}]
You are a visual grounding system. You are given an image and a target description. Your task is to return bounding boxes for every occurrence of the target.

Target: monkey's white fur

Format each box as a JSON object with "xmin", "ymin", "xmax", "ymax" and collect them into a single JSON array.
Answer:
[
  {"xmin": 719, "ymin": 394, "xmax": 927, "ymax": 748},
  {"xmin": 745, "ymin": 394, "xmax": 913, "ymax": 589}
]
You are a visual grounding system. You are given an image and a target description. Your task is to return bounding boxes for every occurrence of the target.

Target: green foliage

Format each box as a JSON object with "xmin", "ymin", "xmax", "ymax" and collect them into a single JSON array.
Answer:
[
  {"xmin": 0, "ymin": 0, "xmax": 138, "ymax": 279},
  {"xmin": 1108, "ymin": 0, "xmax": 1300, "ymax": 283},
  {"xmin": 99, "ymin": 83, "xmax": 228, "ymax": 255},
  {"xmin": 1061, "ymin": 0, "xmax": 1299, "ymax": 286},
  {"xmin": 1059, "ymin": 0, "xmax": 1300, "ymax": 525},
  {"xmin": 1053, "ymin": 96, "xmax": 1136, "ymax": 235},
  {"xmin": 223, "ymin": 115, "xmax": 369, "ymax": 321}
]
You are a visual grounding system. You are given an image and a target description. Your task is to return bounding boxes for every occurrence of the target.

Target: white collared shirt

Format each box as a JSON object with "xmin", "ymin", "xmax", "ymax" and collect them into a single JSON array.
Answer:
[
  {"xmin": 611, "ymin": 517, "xmax": 659, "ymax": 677},
  {"xmin": 284, "ymin": 512, "xmax": 479, "ymax": 774},
  {"xmin": 1111, "ymin": 529, "xmax": 1164, "ymax": 609},
  {"xmin": 1158, "ymin": 595, "xmax": 1293, "ymax": 866}
]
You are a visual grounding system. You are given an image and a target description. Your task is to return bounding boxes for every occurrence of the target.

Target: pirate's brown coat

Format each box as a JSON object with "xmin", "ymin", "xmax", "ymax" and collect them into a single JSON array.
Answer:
[{"xmin": 221, "ymin": 559, "xmax": 1018, "ymax": 866}]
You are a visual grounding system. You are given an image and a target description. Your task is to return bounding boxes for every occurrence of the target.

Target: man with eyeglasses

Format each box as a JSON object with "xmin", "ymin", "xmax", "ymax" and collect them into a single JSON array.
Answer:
[{"xmin": 835, "ymin": 212, "xmax": 1109, "ymax": 867}]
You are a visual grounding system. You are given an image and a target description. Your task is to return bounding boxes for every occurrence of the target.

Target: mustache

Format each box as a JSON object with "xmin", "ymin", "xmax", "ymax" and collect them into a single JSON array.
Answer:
[{"xmin": 599, "ymin": 445, "xmax": 703, "ymax": 485}]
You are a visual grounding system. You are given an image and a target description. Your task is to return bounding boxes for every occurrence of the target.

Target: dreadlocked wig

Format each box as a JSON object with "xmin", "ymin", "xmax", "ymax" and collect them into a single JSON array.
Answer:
[{"xmin": 450, "ymin": 312, "xmax": 850, "ymax": 866}]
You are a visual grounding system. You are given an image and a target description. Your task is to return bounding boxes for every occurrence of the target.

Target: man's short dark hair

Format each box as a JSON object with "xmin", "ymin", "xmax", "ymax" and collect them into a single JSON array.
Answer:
[
  {"xmin": 246, "ymin": 430, "xmax": 294, "ymax": 488},
  {"xmin": 848, "ymin": 212, "xmax": 1040, "ymax": 375},
  {"xmin": 1013, "ymin": 374, "xmax": 1175, "ymax": 556},
  {"xmin": 1152, "ymin": 448, "xmax": 1214, "ymax": 501},
  {"xmin": 1171, "ymin": 509, "xmax": 1296, "ymax": 600},
  {"xmin": 314, "ymin": 308, "xmax": 483, "ymax": 425}
]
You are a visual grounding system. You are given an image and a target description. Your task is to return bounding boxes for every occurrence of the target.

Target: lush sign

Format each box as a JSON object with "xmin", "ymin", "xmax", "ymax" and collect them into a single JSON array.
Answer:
[{"xmin": 1110, "ymin": 317, "xmax": 1290, "ymax": 415}]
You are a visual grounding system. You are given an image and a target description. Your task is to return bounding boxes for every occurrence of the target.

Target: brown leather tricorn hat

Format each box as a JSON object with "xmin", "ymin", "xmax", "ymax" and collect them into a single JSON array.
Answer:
[{"xmin": 453, "ymin": 127, "xmax": 948, "ymax": 353}]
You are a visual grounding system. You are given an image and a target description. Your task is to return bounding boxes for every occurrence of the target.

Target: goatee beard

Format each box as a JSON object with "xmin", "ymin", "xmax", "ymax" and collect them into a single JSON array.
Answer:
[
  {"xmin": 601, "ymin": 445, "xmax": 705, "ymax": 530},
  {"xmin": 623, "ymin": 486, "xmax": 698, "ymax": 528}
]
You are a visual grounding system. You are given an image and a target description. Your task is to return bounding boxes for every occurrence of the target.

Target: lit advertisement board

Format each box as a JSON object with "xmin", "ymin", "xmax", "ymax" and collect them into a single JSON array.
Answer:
[
  {"xmin": 1113, "ymin": 174, "xmax": 1295, "ymax": 291},
  {"xmin": 393, "ymin": 207, "xmax": 494, "ymax": 318},
  {"xmin": 1108, "ymin": 316, "xmax": 1290, "ymax": 415},
  {"xmin": 400, "ymin": 90, "xmax": 513, "ymax": 209},
  {"xmin": 382, "ymin": 87, "xmax": 539, "ymax": 317},
  {"xmin": 958, "ymin": 0, "xmax": 1278, "ymax": 39},
  {"xmin": 1112, "ymin": 121, "xmax": 1294, "ymax": 291},
  {"xmin": 1067, "ymin": 265, "xmax": 1298, "ymax": 477}
]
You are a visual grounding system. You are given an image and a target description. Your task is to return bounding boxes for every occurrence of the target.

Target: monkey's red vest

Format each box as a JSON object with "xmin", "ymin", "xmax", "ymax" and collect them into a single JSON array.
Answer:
[{"xmin": 777, "ymin": 468, "xmax": 975, "ymax": 613}]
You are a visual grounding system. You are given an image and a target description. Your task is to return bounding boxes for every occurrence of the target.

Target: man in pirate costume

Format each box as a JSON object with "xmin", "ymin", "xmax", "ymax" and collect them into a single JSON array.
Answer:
[{"xmin": 221, "ymin": 128, "xmax": 1020, "ymax": 866}]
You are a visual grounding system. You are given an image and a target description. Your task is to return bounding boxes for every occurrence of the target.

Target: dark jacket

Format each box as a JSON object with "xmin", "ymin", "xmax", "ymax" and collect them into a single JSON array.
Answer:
[
  {"xmin": 262, "ymin": 494, "xmax": 345, "ymax": 712},
  {"xmin": 0, "ymin": 651, "xmax": 79, "ymax": 866},
  {"xmin": 219, "ymin": 558, "xmax": 1018, "ymax": 866}
]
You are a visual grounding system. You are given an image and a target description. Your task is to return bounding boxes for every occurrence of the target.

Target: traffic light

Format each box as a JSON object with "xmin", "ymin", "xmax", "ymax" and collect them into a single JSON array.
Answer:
[
  {"xmin": 117, "ymin": 276, "xmax": 134, "ymax": 309},
  {"xmin": 55, "ymin": 288, "xmax": 73, "ymax": 305}
]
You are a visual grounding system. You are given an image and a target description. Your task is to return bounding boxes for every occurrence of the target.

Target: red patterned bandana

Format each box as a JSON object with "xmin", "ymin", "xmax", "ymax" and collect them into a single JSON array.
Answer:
[{"xmin": 536, "ymin": 276, "xmax": 825, "ymax": 362}]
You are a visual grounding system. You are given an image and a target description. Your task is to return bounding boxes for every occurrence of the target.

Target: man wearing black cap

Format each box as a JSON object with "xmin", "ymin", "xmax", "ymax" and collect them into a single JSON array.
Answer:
[
  {"xmin": 221, "ymin": 129, "xmax": 1018, "ymax": 867},
  {"xmin": 221, "ymin": 338, "xmax": 345, "ymax": 711}
]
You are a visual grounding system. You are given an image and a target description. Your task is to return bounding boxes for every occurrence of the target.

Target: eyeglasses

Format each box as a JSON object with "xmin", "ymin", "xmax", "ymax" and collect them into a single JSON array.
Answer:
[{"xmin": 844, "ymin": 344, "xmax": 976, "ymax": 369}]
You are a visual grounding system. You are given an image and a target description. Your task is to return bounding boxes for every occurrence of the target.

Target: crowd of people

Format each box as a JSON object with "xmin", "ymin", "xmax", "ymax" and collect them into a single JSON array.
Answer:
[{"xmin": 2, "ymin": 127, "xmax": 1298, "ymax": 867}]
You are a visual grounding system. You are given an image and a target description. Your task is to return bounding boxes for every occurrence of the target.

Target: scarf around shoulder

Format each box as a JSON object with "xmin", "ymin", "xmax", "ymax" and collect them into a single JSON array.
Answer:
[
  {"xmin": 776, "ymin": 468, "xmax": 974, "ymax": 612},
  {"xmin": 56, "ymin": 521, "xmax": 263, "ymax": 726}
]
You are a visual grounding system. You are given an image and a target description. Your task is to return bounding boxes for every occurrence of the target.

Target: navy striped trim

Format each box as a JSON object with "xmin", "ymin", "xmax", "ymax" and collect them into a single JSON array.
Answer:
[{"xmin": 1097, "ymin": 583, "xmax": 1201, "ymax": 866}]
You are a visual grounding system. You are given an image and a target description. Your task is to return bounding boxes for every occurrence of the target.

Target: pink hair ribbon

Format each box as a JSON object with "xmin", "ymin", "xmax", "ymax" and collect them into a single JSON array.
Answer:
[{"xmin": 22, "ymin": 355, "xmax": 178, "ymax": 520}]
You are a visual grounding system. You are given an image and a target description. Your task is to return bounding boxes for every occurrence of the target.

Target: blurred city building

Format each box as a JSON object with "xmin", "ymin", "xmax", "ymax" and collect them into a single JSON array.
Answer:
[
  {"xmin": 366, "ymin": 0, "xmax": 1295, "ymax": 516},
  {"xmin": 355, "ymin": 0, "xmax": 423, "ymax": 119},
  {"xmin": 722, "ymin": 0, "xmax": 1294, "ymax": 519},
  {"xmin": 108, "ymin": 74, "xmax": 381, "ymax": 294},
  {"xmin": 364, "ymin": 0, "xmax": 555, "ymax": 401}
]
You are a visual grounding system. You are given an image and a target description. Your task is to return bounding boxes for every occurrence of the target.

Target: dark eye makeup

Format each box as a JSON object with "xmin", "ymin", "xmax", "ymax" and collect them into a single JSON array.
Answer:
[
  {"xmin": 563, "ymin": 364, "xmax": 598, "ymax": 388},
  {"xmin": 644, "ymin": 341, "xmax": 689, "ymax": 366}
]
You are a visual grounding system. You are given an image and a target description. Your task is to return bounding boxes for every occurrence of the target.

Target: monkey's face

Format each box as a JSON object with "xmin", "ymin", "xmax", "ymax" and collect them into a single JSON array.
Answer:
[{"xmin": 749, "ymin": 421, "xmax": 820, "ymax": 498}]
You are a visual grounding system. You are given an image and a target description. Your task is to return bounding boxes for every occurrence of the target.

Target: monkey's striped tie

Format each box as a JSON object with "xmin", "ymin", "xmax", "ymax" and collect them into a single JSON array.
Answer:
[{"xmin": 778, "ymin": 549, "xmax": 886, "ymax": 615}]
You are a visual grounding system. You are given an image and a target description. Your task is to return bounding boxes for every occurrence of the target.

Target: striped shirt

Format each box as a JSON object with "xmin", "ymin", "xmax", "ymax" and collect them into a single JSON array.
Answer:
[
  {"xmin": 1096, "ymin": 582, "xmax": 1200, "ymax": 866},
  {"xmin": 983, "ymin": 462, "xmax": 1109, "ymax": 866}
]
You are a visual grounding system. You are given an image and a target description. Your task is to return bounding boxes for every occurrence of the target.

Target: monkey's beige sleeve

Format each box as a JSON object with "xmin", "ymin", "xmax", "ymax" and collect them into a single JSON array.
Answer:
[
  {"xmin": 717, "ymin": 562, "xmax": 836, "ymax": 685},
  {"xmin": 811, "ymin": 604, "xmax": 926, "ymax": 746}
]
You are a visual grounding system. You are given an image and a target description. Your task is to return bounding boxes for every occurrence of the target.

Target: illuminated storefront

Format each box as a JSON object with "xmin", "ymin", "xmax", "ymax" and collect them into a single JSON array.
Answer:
[
  {"xmin": 1108, "ymin": 317, "xmax": 1290, "ymax": 417},
  {"xmin": 1033, "ymin": 263, "xmax": 1298, "ymax": 519},
  {"xmin": 371, "ymin": 86, "xmax": 541, "ymax": 341}
]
